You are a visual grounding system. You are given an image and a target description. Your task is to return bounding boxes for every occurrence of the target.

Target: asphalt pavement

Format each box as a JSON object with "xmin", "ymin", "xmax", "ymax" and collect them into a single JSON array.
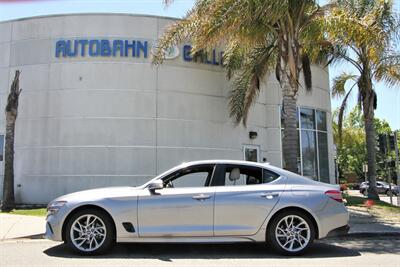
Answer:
[
  {"xmin": 1, "ymin": 237, "xmax": 399, "ymax": 267},
  {"xmin": 1, "ymin": 194, "xmax": 400, "ymax": 267}
]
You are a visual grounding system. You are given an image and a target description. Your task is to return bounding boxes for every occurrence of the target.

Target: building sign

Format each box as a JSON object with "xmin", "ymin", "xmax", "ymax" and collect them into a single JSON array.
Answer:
[
  {"xmin": 55, "ymin": 39, "xmax": 149, "ymax": 58},
  {"xmin": 55, "ymin": 39, "xmax": 223, "ymax": 66},
  {"xmin": 151, "ymin": 44, "xmax": 180, "ymax": 60},
  {"xmin": 183, "ymin": 45, "xmax": 223, "ymax": 66}
]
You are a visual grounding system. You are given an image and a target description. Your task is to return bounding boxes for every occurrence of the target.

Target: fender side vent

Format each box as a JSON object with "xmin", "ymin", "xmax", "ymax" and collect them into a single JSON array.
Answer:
[{"xmin": 122, "ymin": 222, "xmax": 135, "ymax": 233}]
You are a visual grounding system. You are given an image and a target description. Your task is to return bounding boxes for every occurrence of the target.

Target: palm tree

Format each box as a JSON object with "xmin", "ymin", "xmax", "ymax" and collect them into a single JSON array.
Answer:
[
  {"xmin": 153, "ymin": 0, "xmax": 329, "ymax": 174},
  {"xmin": 1, "ymin": 70, "xmax": 21, "ymax": 212},
  {"xmin": 327, "ymin": 0, "xmax": 400, "ymax": 200}
]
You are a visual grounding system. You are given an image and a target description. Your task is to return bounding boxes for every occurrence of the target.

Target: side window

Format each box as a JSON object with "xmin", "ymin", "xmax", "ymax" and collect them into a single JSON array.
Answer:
[
  {"xmin": 263, "ymin": 169, "xmax": 280, "ymax": 184},
  {"xmin": 163, "ymin": 165, "xmax": 215, "ymax": 188},
  {"xmin": 223, "ymin": 166, "xmax": 280, "ymax": 186},
  {"xmin": 224, "ymin": 166, "xmax": 263, "ymax": 186}
]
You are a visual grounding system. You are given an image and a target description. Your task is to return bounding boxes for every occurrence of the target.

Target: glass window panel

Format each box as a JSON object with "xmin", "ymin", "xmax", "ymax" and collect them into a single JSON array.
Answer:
[
  {"xmin": 316, "ymin": 110, "xmax": 327, "ymax": 131},
  {"xmin": 165, "ymin": 165, "xmax": 214, "ymax": 188},
  {"xmin": 263, "ymin": 169, "xmax": 280, "ymax": 184},
  {"xmin": 244, "ymin": 147, "xmax": 259, "ymax": 162},
  {"xmin": 281, "ymin": 129, "xmax": 286, "ymax": 169},
  {"xmin": 171, "ymin": 172, "xmax": 209, "ymax": 187},
  {"xmin": 300, "ymin": 108, "xmax": 315, "ymax": 130},
  {"xmin": 297, "ymin": 131, "xmax": 301, "ymax": 174},
  {"xmin": 224, "ymin": 166, "xmax": 262, "ymax": 186},
  {"xmin": 0, "ymin": 135, "xmax": 3, "ymax": 161},
  {"xmin": 318, "ymin": 132, "xmax": 330, "ymax": 183},
  {"xmin": 301, "ymin": 130, "xmax": 318, "ymax": 180}
]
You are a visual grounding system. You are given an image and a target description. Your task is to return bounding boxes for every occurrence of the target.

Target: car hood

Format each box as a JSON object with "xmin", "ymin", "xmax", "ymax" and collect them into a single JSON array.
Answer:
[{"xmin": 51, "ymin": 186, "xmax": 143, "ymax": 204}]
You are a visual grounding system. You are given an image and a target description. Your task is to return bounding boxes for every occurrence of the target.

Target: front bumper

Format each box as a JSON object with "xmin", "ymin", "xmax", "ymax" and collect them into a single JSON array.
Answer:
[
  {"xmin": 326, "ymin": 225, "xmax": 350, "ymax": 237},
  {"xmin": 45, "ymin": 212, "xmax": 66, "ymax": 241}
]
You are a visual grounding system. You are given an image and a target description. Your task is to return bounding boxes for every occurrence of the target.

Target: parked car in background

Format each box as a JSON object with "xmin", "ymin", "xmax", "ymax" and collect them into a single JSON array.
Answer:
[
  {"xmin": 45, "ymin": 160, "xmax": 349, "ymax": 256},
  {"xmin": 359, "ymin": 181, "xmax": 399, "ymax": 196}
]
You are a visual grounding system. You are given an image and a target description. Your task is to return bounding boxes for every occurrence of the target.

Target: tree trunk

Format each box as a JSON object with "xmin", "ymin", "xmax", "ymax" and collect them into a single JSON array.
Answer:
[
  {"xmin": 281, "ymin": 65, "xmax": 299, "ymax": 174},
  {"xmin": 363, "ymin": 90, "xmax": 379, "ymax": 200},
  {"xmin": 1, "ymin": 70, "xmax": 21, "ymax": 211},
  {"xmin": 279, "ymin": 29, "xmax": 301, "ymax": 174}
]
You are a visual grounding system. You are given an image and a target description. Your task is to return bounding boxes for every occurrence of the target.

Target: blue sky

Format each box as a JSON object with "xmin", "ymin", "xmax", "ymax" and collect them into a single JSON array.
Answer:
[{"xmin": 0, "ymin": 0, "xmax": 399, "ymax": 130}]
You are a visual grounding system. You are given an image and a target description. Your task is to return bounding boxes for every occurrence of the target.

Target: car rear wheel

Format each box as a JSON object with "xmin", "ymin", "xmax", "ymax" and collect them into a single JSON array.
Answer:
[
  {"xmin": 65, "ymin": 208, "xmax": 115, "ymax": 255},
  {"xmin": 267, "ymin": 210, "xmax": 315, "ymax": 255}
]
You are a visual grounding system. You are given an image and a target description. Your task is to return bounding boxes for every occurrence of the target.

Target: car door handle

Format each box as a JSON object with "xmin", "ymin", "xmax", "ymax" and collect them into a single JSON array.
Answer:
[
  {"xmin": 192, "ymin": 194, "xmax": 211, "ymax": 201},
  {"xmin": 260, "ymin": 192, "xmax": 280, "ymax": 199}
]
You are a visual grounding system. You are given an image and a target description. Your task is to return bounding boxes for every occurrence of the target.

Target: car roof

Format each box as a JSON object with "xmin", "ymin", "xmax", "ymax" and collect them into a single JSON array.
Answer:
[
  {"xmin": 177, "ymin": 159, "xmax": 292, "ymax": 177},
  {"xmin": 179, "ymin": 159, "xmax": 271, "ymax": 169}
]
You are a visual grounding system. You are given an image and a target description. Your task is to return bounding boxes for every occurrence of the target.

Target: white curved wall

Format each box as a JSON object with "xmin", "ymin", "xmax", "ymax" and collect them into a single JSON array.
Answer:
[{"xmin": 0, "ymin": 14, "xmax": 334, "ymax": 204}]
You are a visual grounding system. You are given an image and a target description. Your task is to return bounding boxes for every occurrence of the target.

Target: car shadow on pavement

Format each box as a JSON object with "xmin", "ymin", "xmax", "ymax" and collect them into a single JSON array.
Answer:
[{"xmin": 43, "ymin": 239, "xmax": 375, "ymax": 260}]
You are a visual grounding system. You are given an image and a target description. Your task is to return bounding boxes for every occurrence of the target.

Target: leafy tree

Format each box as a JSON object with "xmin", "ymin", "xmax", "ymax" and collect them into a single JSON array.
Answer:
[
  {"xmin": 333, "ymin": 107, "xmax": 393, "ymax": 183},
  {"xmin": 153, "ymin": 0, "xmax": 329, "ymax": 174},
  {"xmin": 326, "ymin": 0, "xmax": 400, "ymax": 199}
]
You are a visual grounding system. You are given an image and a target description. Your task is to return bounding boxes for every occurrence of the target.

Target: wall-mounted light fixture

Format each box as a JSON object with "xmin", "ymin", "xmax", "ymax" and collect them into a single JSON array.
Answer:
[{"xmin": 249, "ymin": 131, "xmax": 258, "ymax": 139}]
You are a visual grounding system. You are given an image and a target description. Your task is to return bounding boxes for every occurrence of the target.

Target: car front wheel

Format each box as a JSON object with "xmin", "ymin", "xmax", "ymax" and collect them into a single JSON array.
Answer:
[
  {"xmin": 267, "ymin": 210, "xmax": 315, "ymax": 255},
  {"xmin": 65, "ymin": 208, "xmax": 115, "ymax": 255}
]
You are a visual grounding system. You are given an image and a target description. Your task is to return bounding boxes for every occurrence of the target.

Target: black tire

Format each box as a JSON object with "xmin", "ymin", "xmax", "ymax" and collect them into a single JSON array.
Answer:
[
  {"xmin": 65, "ymin": 208, "xmax": 115, "ymax": 255},
  {"xmin": 266, "ymin": 210, "xmax": 316, "ymax": 256}
]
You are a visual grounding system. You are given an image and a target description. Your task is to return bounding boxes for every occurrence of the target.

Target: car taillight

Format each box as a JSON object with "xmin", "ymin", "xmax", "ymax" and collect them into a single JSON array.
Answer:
[{"xmin": 325, "ymin": 190, "xmax": 343, "ymax": 203}]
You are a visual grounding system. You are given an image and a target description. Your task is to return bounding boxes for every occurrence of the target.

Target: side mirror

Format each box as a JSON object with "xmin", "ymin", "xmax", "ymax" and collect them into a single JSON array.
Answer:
[{"xmin": 148, "ymin": 180, "xmax": 163, "ymax": 192}]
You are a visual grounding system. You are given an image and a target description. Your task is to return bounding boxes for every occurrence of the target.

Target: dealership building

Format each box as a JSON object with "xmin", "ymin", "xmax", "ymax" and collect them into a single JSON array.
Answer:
[{"xmin": 0, "ymin": 14, "xmax": 336, "ymax": 204}]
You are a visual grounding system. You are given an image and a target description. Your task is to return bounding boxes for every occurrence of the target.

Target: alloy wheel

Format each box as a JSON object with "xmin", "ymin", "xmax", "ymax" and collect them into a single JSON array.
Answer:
[
  {"xmin": 275, "ymin": 215, "xmax": 311, "ymax": 252},
  {"xmin": 70, "ymin": 214, "xmax": 107, "ymax": 252}
]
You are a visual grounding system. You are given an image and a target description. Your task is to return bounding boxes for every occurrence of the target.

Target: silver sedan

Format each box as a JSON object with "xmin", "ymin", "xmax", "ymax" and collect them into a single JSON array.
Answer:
[{"xmin": 45, "ymin": 160, "xmax": 349, "ymax": 256}]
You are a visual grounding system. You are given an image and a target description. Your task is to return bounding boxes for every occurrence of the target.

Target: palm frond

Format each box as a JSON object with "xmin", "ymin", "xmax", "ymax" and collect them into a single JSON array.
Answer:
[
  {"xmin": 222, "ymin": 40, "xmax": 246, "ymax": 79},
  {"xmin": 229, "ymin": 76, "xmax": 248, "ymax": 124},
  {"xmin": 337, "ymin": 87, "xmax": 354, "ymax": 144},
  {"xmin": 301, "ymin": 53, "xmax": 312, "ymax": 91},
  {"xmin": 332, "ymin": 72, "xmax": 358, "ymax": 97},
  {"xmin": 228, "ymin": 45, "xmax": 277, "ymax": 125},
  {"xmin": 152, "ymin": 14, "xmax": 197, "ymax": 64},
  {"xmin": 275, "ymin": 61, "xmax": 281, "ymax": 83},
  {"xmin": 376, "ymin": 65, "xmax": 400, "ymax": 87},
  {"xmin": 374, "ymin": 53, "xmax": 400, "ymax": 87}
]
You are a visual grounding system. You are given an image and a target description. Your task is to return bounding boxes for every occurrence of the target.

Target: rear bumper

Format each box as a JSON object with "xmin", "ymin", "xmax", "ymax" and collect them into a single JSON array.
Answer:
[{"xmin": 326, "ymin": 225, "xmax": 350, "ymax": 237}]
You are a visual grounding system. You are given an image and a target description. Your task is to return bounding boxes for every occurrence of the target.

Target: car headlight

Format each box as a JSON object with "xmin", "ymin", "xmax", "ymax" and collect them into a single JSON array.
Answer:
[{"xmin": 47, "ymin": 201, "xmax": 67, "ymax": 216}]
